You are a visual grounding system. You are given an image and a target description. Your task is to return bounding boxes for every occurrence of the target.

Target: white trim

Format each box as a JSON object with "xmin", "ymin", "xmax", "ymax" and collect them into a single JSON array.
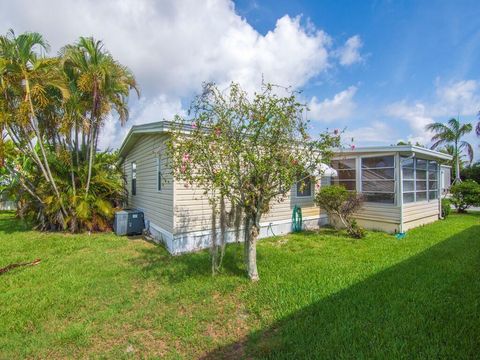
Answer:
[
  {"xmin": 149, "ymin": 222, "xmax": 175, "ymax": 252},
  {"xmin": 333, "ymin": 145, "xmax": 453, "ymax": 161},
  {"xmin": 295, "ymin": 177, "xmax": 314, "ymax": 198},
  {"xmin": 147, "ymin": 215, "xmax": 328, "ymax": 255}
]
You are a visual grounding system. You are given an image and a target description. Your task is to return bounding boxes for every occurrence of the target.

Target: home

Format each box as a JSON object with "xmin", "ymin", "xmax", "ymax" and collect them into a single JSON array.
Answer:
[{"xmin": 118, "ymin": 121, "xmax": 452, "ymax": 254}]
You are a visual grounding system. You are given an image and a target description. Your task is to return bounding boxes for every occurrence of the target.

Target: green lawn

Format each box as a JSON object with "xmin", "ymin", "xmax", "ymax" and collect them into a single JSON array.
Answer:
[{"xmin": 0, "ymin": 211, "xmax": 479, "ymax": 359}]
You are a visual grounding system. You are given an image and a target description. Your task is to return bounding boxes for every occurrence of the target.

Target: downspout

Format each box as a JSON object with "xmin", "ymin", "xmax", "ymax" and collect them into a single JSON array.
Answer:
[
  {"xmin": 398, "ymin": 154, "xmax": 404, "ymax": 234},
  {"xmin": 438, "ymin": 164, "xmax": 443, "ymax": 219}
]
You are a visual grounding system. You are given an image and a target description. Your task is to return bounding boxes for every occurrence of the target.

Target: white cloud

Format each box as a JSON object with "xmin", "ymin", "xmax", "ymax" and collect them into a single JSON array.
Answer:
[
  {"xmin": 344, "ymin": 121, "xmax": 394, "ymax": 145},
  {"xmin": 308, "ymin": 86, "xmax": 357, "ymax": 122},
  {"xmin": 1, "ymin": 0, "xmax": 357, "ymax": 148},
  {"xmin": 432, "ymin": 79, "xmax": 480, "ymax": 117},
  {"xmin": 98, "ymin": 94, "xmax": 185, "ymax": 150},
  {"xmin": 386, "ymin": 101, "xmax": 434, "ymax": 145},
  {"xmin": 386, "ymin": 79, "xmax": 480, "ymax": 146},
  {"xmin": 336, "ymin": 35, "xmax": 364, "ymax": 66}
]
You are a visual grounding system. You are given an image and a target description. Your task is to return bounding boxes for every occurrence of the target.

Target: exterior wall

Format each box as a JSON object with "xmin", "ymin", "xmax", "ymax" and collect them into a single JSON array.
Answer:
[
  {"xmin": 119, "ymin": 136, "xmax": 446, "ymax": 253},
  {"xmin": 122, "ymin": 134, "xmax": 174, "ymax": 236},
  {"xmin": 330, "ymin": 152, "xmax": 402, "ymax": 233},
  {"xmin": 354, "ymin": 204, "xmax": 401, "ymax": 233},
  {"xmin": 440, "ymin": 165, "xmax": 451, "ymax": 194},
  {"xmin": 402, "ymin": 200, "xmax": 440, "ymax": 231},
  {"xmin": 403, "ymin": 214, "xmax": 439, "ymax": 231},
  {"xmin": 330, "ymin": 204, "xmax": 401, "ymax": 234},
  {"xmin": 168, "ymin": 176, "xmax": 330, "ymax": 254}
]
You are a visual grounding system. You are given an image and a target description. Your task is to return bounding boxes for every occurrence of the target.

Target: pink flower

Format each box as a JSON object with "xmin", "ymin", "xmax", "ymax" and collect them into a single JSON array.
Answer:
[
  {"xmin": 182, "ymin": 153, "xmax": 190, "ymax": 163},
  {"xmin": 191, "ymin": 122, "xmax": 197, "ymax": 129},
  {"xmin": 215, "ymin": 128, "xmax": 221, "ymax": 136},
  {"xmin": 180, "ymin": 164, "xmax": 186, "ymax": 173},
  {"xmin": 350, "ymin": 144, "xmax": 356, "ymax": 150}
]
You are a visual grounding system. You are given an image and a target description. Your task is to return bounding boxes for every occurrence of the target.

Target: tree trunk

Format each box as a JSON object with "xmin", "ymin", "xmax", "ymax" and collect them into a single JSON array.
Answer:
[
  {"xmin": 85, "ymin": 85, "xmax": 99, "ymax": 197},
  {"xmin": 243, "ymin": 217, "xmax": 250, "ymax": 267},
  {"xmin": 25, "ymin": 78, "xmax": 67, "ymax": 218},
  {"xmin": 247, "ymin": 219, "xmax": 260, "ymax": 281},
  {"xmin": 244, "ymin": 212, "xmax": 260, "ymax": 281},
  {"xmin": 453, "ymin": 140, "xmax": 461, "ymax": 183},
  {"xmin": 75, "ymin": 122, "xmax": 79, "ymax": 167},
  {"xmin": 85, "ymin": 126, "xmax": 95, "ymax": 197}
]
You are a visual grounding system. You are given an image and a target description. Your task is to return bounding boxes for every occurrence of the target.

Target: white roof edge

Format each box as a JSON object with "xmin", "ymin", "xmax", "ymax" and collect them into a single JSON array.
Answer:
[
  {"xmin": 332, "ymin": 145, "xmax": 453, "ymax": 161},
  {"xmin": 118, "ymin": 126, "xmax": 453, "ymax": 163},
  {"xmin": 118, "ymin": 121, "xmax": 176, "ymax": 160}
]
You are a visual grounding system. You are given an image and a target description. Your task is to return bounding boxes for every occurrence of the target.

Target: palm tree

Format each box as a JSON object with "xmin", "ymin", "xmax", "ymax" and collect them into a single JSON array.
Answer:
[
  {"xmin": 61, "ymin": 37, "xmax": 139, "ymax": 197},
  {"xmin": 426, "ymin": 118, "xmax": 473, "ymax": 183},
  {"xmin": 0, "ymin": 30, "xmax": 69, "ymax": 216}
]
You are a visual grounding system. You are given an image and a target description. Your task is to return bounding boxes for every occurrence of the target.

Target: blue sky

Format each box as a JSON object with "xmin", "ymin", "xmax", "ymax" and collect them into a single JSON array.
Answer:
[
  {"xmin": 236, "ymin": 0, "xmax": 480, "ymax": 152},
  {"xmin": 2, "ymin": 0, "xmax": 479, "ymax": 157}
]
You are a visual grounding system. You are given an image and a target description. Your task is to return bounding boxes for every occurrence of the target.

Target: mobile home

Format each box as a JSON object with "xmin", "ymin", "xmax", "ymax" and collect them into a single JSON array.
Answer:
[{"xmin": 118, "ymin": 121, "xmax": 452, "ymax": 254}]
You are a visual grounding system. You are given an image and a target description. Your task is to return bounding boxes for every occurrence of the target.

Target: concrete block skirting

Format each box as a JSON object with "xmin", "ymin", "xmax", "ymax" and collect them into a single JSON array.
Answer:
[{"xmin": 148, "ymin": 215, "xmax": 328, "ymax": 255}]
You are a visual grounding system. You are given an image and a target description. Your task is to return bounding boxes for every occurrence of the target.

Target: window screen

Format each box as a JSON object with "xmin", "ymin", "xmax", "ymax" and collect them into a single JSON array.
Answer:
[
  {"xmin": 402, "ymin": 158, "xmax": 438, "ymax": 203},
  {"xmin": 361, "ymin": 156, "xmax": 395, "ymax": 204},
  {"xmin": 157, "ymin": 157, "xmax": 162, "ymax": 191},
  {"xmin": 331, "ymin": 158, "xmax": 356, "ymax": 190},
  {"xmin": 131, "ymin": 162, "xmax": 137, "ymax": 196},
  {"xmin": 296, "ymin": 176, "xmax": 312, "ymax": 197}
]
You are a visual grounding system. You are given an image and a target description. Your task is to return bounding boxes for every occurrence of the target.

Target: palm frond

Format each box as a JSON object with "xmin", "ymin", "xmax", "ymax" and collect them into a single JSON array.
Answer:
[{"xmin": 460, "ymin": 141, "xmax": 474, "ymax": 163}]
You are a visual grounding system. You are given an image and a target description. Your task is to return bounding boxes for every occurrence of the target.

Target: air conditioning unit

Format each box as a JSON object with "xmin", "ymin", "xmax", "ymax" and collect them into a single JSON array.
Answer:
[{"xmin": 114, "ymin": 209, "xmax": 145, "ymax": 236}]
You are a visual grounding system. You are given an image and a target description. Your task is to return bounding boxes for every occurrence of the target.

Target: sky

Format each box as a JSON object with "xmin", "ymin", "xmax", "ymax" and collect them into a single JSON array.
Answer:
[{"xmin": 1, "ymin": 0, "xmax": 479, "ymax": 158}]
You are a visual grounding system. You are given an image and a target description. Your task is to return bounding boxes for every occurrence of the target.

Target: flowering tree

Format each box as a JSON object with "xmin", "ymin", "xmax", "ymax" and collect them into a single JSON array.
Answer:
[{"xmin": 167, "ymin": 82, "xmax": 340, "ymax": 281}]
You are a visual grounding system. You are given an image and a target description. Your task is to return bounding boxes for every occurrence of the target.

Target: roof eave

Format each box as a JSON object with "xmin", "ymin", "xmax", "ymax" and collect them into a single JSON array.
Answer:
[{"xmin": 332, "ymin": 145, "xmax": 453, "ymax": 161}]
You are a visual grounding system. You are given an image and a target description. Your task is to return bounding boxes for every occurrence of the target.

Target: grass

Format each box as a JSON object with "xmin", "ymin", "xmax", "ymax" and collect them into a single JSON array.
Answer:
[{"xmin": 0, "ymin": 211, "xmax": 479, "ymax": 359}]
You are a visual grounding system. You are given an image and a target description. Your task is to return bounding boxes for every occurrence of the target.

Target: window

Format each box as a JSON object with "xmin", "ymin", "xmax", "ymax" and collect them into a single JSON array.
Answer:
[
  {"xmin": 361, "ymin": 156, "xmax": 395, "ymax": 204},
  {"xmin": 402, "ymin": 158, "xmax": 438, "ymax": 203},
  {"xmin": 131, "ymin": 162, "xmax": 136, "ymax": 196},
  {"xmin": 296, "ymin": 176, "xmax": 312, "ymax": 197},
  {"xmin": 156, "ymin": 157, "xmax": 162, "ymax": 191},
  {"xmin": 331, "ymin": 158, "xmax": 356, "ymax": 190}
]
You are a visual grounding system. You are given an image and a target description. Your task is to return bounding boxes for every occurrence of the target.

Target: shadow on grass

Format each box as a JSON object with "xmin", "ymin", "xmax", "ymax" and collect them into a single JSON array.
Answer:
[
  {"xmin": 0, "ymin": 211, "xmax": 30, "ymax": 234},
  {"xmin": 202, "ymin": 224, "xmax": 480, "ymax": 359},
  {"xmin": 130, "ymin": 241, "xmax": 249, "ymax": 283}
]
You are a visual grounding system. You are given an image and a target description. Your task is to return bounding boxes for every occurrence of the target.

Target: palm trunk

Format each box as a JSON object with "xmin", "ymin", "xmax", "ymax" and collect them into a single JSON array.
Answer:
[
  {"xmin": 85, "ymin": 85, "xmax": 98, "ymax": 198},
  {"xmin": 455, "ymin": 141, "xmax": 461, "ymax": 182},
  {"xmin": 75, "ymin": 122, "xmax": 79, "ymax": 167},
  {"xmin": 5, "ymin": 164, "xmax": 44, "ymax": 205},
  {"xmin": 24, "ymin": 77, "xmax": 67, "ymax": 218},
  {"xmin": 85, "ymin": 125, "xmax": 95, "ymax": 197}
]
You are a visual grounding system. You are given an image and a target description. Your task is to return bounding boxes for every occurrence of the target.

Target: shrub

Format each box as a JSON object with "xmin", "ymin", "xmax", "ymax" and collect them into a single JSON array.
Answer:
[
  {"xmin": 441, "ymin": 198, "xmax": 451, "ymax": 218},
  {"xmin": 450, "ymin": 180, "xmax": 480, "ymax": 213},
  {"xmin": 315, "ymin": 185, "xmax": 365, "ymax": 238}
]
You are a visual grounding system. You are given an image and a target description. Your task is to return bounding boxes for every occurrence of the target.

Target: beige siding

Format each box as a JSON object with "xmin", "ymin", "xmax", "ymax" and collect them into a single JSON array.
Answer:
[
  {"xmin": 403, "ymin": 214, "xmax": 438, "ymax": 231},
  {"xmin": 123, "ymin": 134, "xmax": 174, "ymax": 233},
  {"xmin": 403, "ymin": 200, "xmax": 439, "ymax": 224},
  {"xmin": 174, "ymin": 178, "xmax": 325, "ymax": 234},
  {"xmin": 355, "ymin": 204, "xmax": 401, "ymax": 224},
  {"xmin": 330, "ymin": 204, "xmax": 401, "ymax": 233}
]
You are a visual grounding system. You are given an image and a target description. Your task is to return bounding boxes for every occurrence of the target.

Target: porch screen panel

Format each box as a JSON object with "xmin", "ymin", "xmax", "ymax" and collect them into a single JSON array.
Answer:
[
  {"xmin": 331, "ymin": 159, "xmax": 356, "ymax": 190},
  {"xmin": 402, "ymin": 158, "xmax": 438, "ymax": 203},
  {"xmin": 361, "ymin": 156, "xmax": 395, "ymax": 204},
  {"xmin": 428, "ymin": 161, "xmax": 438, "ymax": 200}
]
